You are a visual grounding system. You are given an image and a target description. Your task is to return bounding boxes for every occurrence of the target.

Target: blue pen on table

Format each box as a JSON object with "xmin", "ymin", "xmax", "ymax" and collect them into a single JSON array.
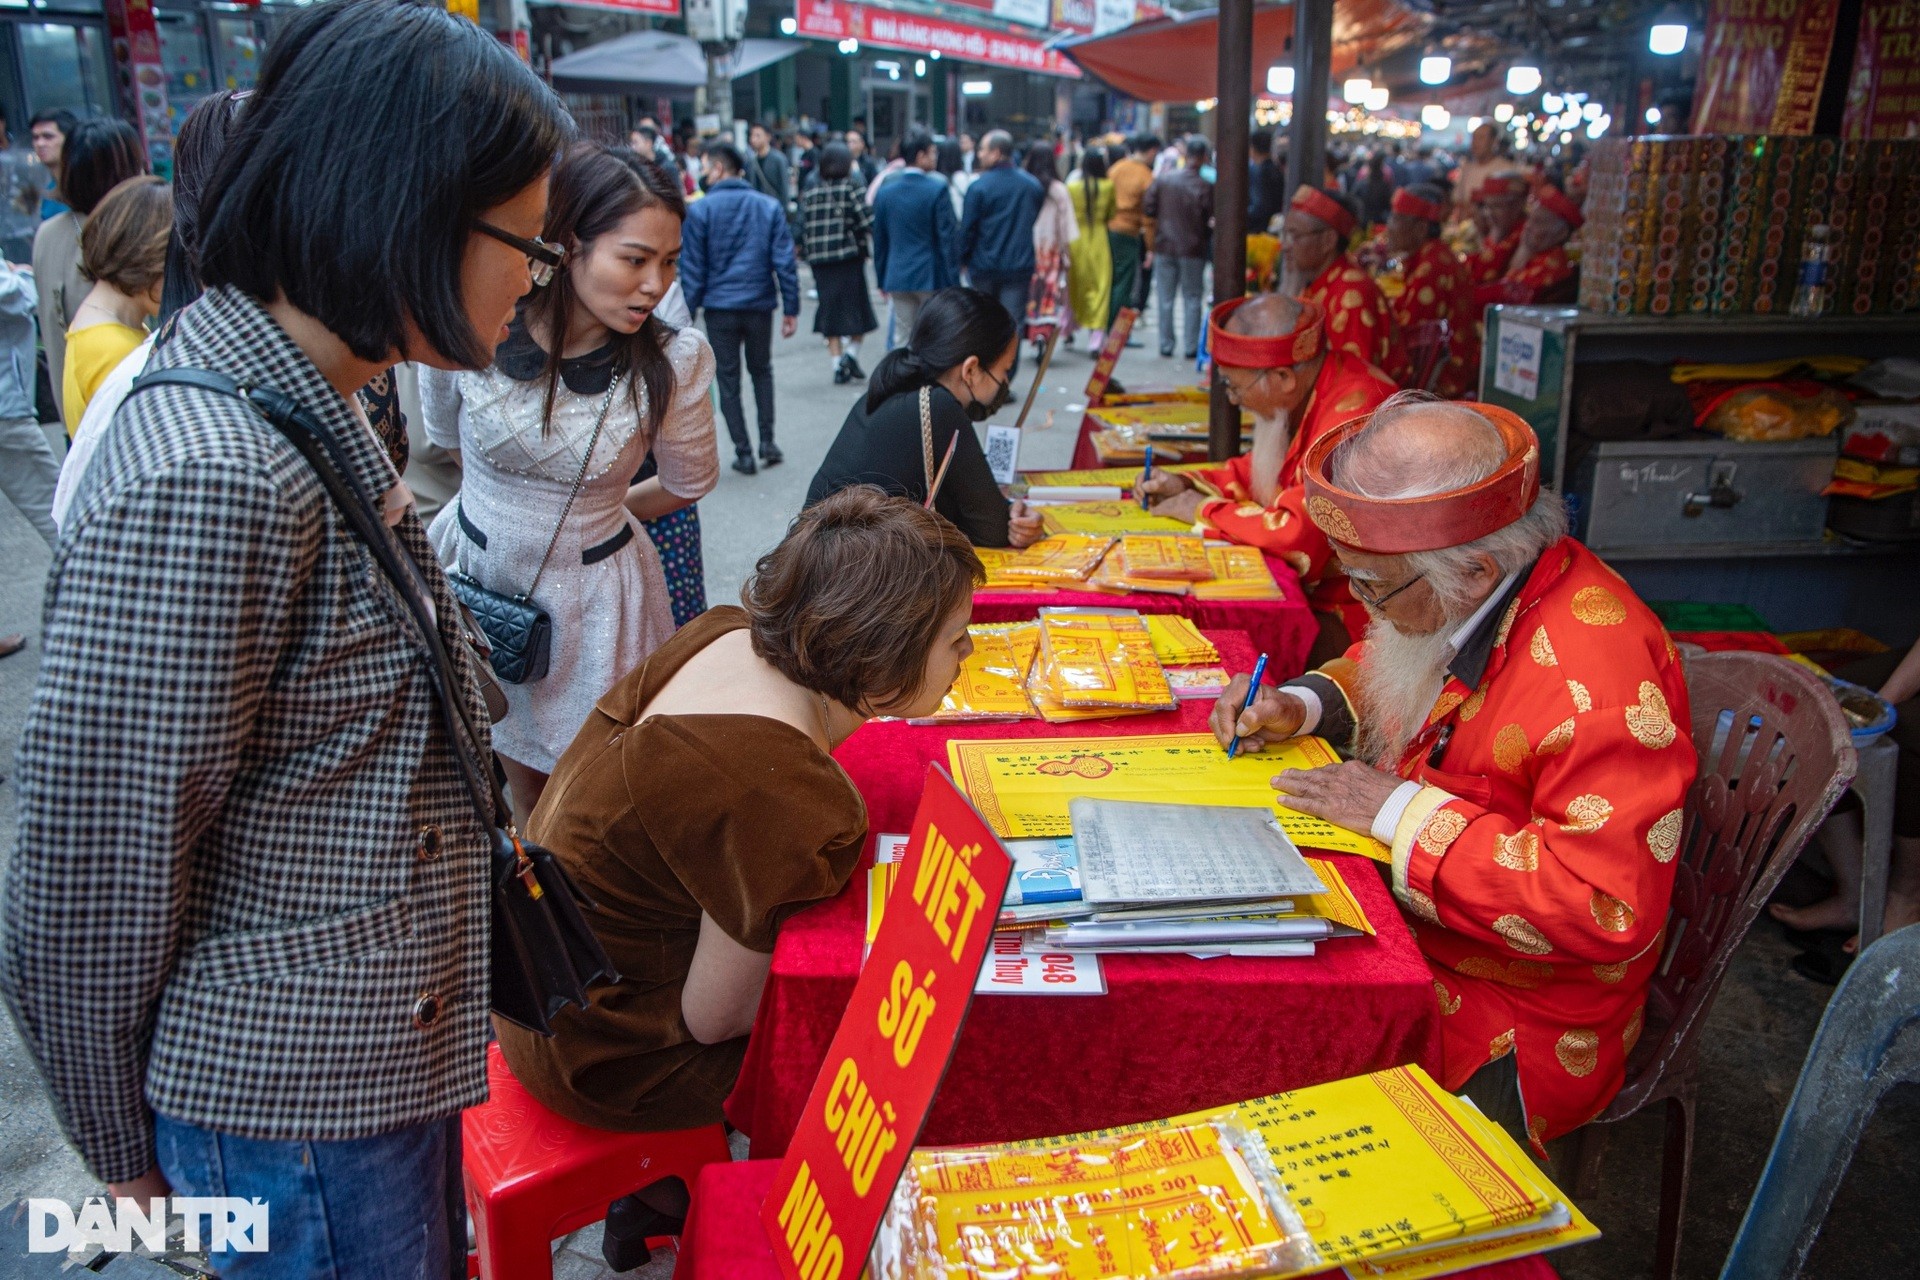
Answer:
[
  {"xmin": 1225, "ymin": 652, "xmax": 1270, "ymax": 759},
  {"xmin": 1139, "ymin": 444, "xmax": 1154, "ymax": 509}
]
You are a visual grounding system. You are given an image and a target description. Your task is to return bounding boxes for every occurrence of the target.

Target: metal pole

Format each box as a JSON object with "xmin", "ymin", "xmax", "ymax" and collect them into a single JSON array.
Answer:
[
  {"xmin": 1209, "ymin": 0, "xmax": 1253, "ymax": 462},
  {"xmin": 1284, "ymin": 0, "xmax": 1332, "ymax": 198}
]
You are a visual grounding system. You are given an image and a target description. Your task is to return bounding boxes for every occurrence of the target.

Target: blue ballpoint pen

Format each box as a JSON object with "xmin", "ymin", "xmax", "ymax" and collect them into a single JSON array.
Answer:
[
  {"xmin": 1140, "ymin": 444, "xmax": 1154, "ymax": 509},
  {"xmin": 1226, "ymin": 652, "xmax": 1270, "ymax": 759}
]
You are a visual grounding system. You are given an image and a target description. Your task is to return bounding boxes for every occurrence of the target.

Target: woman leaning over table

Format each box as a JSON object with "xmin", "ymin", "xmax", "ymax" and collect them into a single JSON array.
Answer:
[
  {"xmin": 497, "ymin": 486, "xmax": 981, "ymax": 1240},
  {"xmin": 1, "ymin": 3, "xmax": 570, "ymax": 1275},
  {"xmin": 420, "ymin": 142, "xmax": 719, "ymax": 824},
  {"xmin": 806, "ymin": 286, "xmax": 1044, "ymax": 548}
]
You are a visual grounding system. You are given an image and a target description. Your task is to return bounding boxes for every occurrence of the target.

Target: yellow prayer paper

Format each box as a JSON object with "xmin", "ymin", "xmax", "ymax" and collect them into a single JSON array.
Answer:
[
  {"xmin": 973, "ymin": 546, "xmax": 1048, "ymax": 592},
  {"xmin": 1119, "ymin": 535, "xmax": 1214, "ymax": 582},
  {"xmin": 1022, "ymin": 465, "xmax": 1207, "ymax": 487},
  {"xmin": 1144, "ymin": 614, "xmax": 1221, "ymax": 665},
  {"xmin": 945, "ymin": 731, "xmax": 1390, "ymax": 859},
  {"xmin": 1190, "ymin": 546, "xmax": 1286, "ymax": 601},
  {"xmin": 1033, "ymin": 614, "xmax": 1176, "ymax": 712},
  {"xmin": 1040, "ymin": 502, "xmax": 1197, "ymax": 538},
  {"xmin": 996, "ymin": 534, "xmax": 1116, "ymax": 583},
  {"xmin": 1090, "ymin": 402, "xmax": 1252, "ymax": 435},
  {"xmin": 1014, "ymin": 1065, "xmax": 1579, "ymax": 1272},
  {"xmin": 1292, "ymin": 856, "xmax": 1375, "ymax": 935},
  {"xmin": 921, "ymin": 624, "xmax": 1040, "ymax": 722},
  {"xmin": 1086, "ymin": 554, "xmax": 1191, "ymax": 596}
]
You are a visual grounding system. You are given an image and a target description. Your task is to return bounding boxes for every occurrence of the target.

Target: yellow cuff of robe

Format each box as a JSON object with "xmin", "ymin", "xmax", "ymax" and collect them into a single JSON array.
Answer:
[{"xmin": 1391, "ymin": 786, "xmax": 1459, "ymax": 900}]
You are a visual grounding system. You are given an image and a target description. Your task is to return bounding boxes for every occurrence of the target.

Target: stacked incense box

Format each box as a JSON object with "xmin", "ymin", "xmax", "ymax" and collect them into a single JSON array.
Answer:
[{"xmin": 1579, "ymin": 135, "xmax": 1920, "ymax": 317}]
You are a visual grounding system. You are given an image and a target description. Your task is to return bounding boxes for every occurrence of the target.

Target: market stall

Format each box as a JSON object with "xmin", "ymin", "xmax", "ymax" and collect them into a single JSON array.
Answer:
[{"xmin": 725, "ymin": 630, "xmax": 1440, "ymax": 1156}]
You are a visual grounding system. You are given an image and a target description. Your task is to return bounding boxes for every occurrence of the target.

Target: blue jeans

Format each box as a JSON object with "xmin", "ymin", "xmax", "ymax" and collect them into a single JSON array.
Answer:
[
  {"xmin": 970, "ymin": 270, "xmax": 1033, "ymax": 376},
  {"xmin": 154, "ymin": 1112, "xmax": 464, "ymax": 1280}
]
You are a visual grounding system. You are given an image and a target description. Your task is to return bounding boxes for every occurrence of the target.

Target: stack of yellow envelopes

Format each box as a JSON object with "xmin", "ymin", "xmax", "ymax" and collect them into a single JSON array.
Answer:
[
  {"xmin": 995, "ymin": 534, "xmax": 1116, "ymax": 584},
  {"xmin": 917, "ymin": 623, "xmax": 1041, "ymax": 723},
  {"xmin": 1027, "ymin": 611, "xmax": 1176, "ymax": 722},
  {"xmin": 1190, "ymin": 545, "xmax": 1286, "ymax": 600},
  {"xmin": 1143, "ymin": 614, "xmax": 1220, "ymax": 665}
]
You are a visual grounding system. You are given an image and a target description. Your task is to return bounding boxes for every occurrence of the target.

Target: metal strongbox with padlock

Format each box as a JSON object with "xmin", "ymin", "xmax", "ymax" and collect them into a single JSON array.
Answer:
[{"xmin": 1570, "ymin": 437, "xmax": 1839, "ymax": 552}]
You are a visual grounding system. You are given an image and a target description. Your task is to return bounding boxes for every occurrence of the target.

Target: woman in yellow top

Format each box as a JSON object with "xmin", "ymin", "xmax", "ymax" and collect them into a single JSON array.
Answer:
[
  {"xmin": 1066, "ymin": 148, "xmax": 1115, "ymax": 353},
  {"xmin": 63, "ymin": 175, "xmax": 170, "ymax": 436}
]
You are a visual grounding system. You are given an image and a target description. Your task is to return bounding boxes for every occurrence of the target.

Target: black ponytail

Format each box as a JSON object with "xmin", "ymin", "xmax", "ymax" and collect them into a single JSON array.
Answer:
[{"xmin": 865, "ymin": 287, "xmax": 1017, "ymax": 413}]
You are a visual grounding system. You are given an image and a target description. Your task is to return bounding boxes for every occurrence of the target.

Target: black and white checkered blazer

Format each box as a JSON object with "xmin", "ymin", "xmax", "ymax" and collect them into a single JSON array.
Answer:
[{"xmin": 1, "ymin": 287, "xmax": 497, "ymax": 1182}]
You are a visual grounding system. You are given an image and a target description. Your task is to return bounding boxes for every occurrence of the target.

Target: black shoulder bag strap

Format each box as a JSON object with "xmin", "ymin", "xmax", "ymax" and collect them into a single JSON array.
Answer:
[{"xmin": 128, "ymin": 367, "xmax": 617, "ymax": 1034}]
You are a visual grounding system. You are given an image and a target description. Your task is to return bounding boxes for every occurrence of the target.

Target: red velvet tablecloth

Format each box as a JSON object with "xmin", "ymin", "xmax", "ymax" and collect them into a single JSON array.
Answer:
[
  {"xmin": 972, "ymin": 575, "xmax": 1318, "ymax": 687},
  {"xmin": 724, "ymin": 629, "xmax": 1440, "ymax": 1158},
  {"xmin": 677, "ymin": 1159, "xmax": 1562, "ymax": 1280}
]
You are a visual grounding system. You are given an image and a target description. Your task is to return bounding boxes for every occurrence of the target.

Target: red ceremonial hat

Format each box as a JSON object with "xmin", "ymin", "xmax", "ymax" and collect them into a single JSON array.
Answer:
[
  {"xmin": 1535, "ymin": 183, "xmax": 1585, "ymax": 229},
  {"xmin": 1289, "ymin": 184, "xmax": 1356, "ymax": 238},
  {"xmin": 1391, "ymin": 187, "xmax": 1447, "ymax": 223},
  {"xmin": 1300, "ymin": 402, "xmax": 1542, "ymax": 553},
  {"xmin": 1208, "ymin": 295, "xmax": 1326, "ymax": 370},
  {"xmin": 1478, "ymin": 173, "xmax": 1525, "ymax": 198}
]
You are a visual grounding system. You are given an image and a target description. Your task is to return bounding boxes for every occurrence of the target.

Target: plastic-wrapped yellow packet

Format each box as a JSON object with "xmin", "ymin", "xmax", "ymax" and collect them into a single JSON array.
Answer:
[
  {"xmin": 974, "ymin": 547, "xmax": 1048, "ymax": 592},
  {"xmin": 1144, "ymin": 615, "xmax": 1221, "ymax": 665},
  {"xmin": 1088, "ymin": 548, "xmax": 1192, "ymax": 596},
  {"xmin": 916, "ymin": 624, "xmax": 1041, "ymax": 723},
  {"xmin": 870, "ymin": 1118, "xmax": 1323, "ymax": 1280},
  {"xmin": 1035, "ymin": 611, "xmax": 1176, "ymax": 711},
  {"xmin": 1191, "ymin": 546, "xmax": 1284, "ymax": 601},
  {"xmin": 998, "ymin": 535, "xmax": 1117, "ymax": 583},
  {"xmin": 1120, "ymin": 535, "xmax": 1214, "ymax": 582}
]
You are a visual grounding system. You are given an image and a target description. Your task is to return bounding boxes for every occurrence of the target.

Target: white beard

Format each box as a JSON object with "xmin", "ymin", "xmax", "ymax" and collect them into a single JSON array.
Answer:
[
  {"xmin": 1278, "ymin": 263, "xmax": 1313, "ymax": 297},
  {"xmin": 1353, "ymin": 615, "xmax": 1456, "ymax": 766}
]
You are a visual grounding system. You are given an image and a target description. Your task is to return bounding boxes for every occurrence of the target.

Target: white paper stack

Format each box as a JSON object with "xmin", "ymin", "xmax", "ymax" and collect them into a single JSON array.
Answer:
[{"xmin": 1049, "ymin": 799, "xmax": 1343, "ymax": 957}]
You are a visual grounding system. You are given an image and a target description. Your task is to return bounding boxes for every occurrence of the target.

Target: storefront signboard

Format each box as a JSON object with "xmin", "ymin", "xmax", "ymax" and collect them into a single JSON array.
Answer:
[
  {"xmin": 795, "ymin": 0, "xmax": 1079, "ymax": 75},
  {"xmin": 565, "ymin": 0, "xmax": 680, "ymax": 15},
  {"xmin": 992, "ymin": 0, "xmax": 1050, "ymax": 29},
  {"xmin": 1690, "ymin": 0, "xmax": 1840, "ymax": 134}
]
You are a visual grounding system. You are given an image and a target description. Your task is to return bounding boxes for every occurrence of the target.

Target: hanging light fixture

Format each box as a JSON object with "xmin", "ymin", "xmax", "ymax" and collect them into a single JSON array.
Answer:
[
  {"xmin": 1421, "ymin": 104, "xmax": 1450, "ymax": 130},
  {"xmin": 1343, "ymin": 76, "xmax": 1373, "ymax": 104},
  {"xmin": 1494, "ymin": 103, "xmax": 1514, "ymax": 122},
  {"xmin": 1649, "ymin": 5, "xmax": 1689, "ymax": 56},
  {"xmin": 779, "ymin": 16, "xmax": 797, "ymax": 34},
  {"xmin": 1507, "ymin": 62, "xmax": 1542, "ymax": 95},
  {"xmin": 1645, "ymin": 106, "xmax": 1663, "ymax": 125},
  {"xmin": 1267, "ymin": 65, "xmax": 1295, "ymax": 96},
  {"xmin": 1419, "ymin": 55, "xmax": 1451, "ymax": 85},
  {"xmin": 1365, "ymin": 85, "xmax": 1390, "ymax": 111}
]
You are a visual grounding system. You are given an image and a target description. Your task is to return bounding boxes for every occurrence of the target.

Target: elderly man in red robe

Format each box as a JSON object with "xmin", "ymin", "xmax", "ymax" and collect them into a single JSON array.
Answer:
[
  {"xmin": 1209, "ymin": 393, "xmax": 1695, "ymax": 1155},
  {"xmin": 1477, "ymin": 183, "xmax": 1582, "ymax": 310},
  {"xmin": 1138, "ymin": 293, "xmax": 1396, "ymax": 663},
  {"xmin": 1467, "ymin": 172, "xmax": 1529, "ymax": 285},
  {"xmin": 1280, "ymin": 184, "xmax": 1407, "ymax": 383},
  {"xmin": 1384, "ymin": 183, "xmax": 1479, "ymax": 398}
]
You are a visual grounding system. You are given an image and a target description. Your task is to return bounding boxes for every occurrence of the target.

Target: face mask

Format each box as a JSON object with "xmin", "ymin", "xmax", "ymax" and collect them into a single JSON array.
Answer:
[{"xmin": 964, "ymin": 367, "xmax": 1013, "ymax": 422}]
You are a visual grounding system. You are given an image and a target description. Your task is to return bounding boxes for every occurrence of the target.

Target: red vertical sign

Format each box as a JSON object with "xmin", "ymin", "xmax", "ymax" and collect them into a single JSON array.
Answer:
[
  {"xmin": 104, "ymin": 0, "xmax": 174, "ymax": 174},
  {"xmin": 1083, "ymin": 306, "xmax": 1139, "ymax": 405},
  {"xmin": 760, "ymin": 766, "xmax": 1011, "ymax": 1280}
]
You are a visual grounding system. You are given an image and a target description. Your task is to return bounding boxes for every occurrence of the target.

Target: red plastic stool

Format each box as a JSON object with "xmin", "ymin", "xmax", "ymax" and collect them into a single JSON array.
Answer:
[{"xmin": 462, "ymin": 1042, "xmax": 733, "ymax": 1278}]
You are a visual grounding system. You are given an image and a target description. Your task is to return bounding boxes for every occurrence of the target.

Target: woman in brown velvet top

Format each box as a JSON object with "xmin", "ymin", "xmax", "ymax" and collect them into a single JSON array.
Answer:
[{"xmin": 497, "ymin": 487, "xmax": 980, "ymax": 1161}]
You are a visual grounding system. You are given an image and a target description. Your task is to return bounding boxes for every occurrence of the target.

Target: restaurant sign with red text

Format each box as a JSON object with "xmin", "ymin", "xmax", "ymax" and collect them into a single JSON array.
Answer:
[{"xmin": 761, "ymin": 765, "xmax": 1012, "ymax": 1280}]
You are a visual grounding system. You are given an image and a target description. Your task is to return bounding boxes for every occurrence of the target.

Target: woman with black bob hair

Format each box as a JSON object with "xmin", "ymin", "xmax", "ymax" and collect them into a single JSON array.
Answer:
[
  {"xmin": 806, "ymin": 285, "xmax": 1044, "ymax": 548},
  {"xmin": 420, "ymin": 141, "xmax": 718, "ymax": 822},
  {"xmin": 5, "ymin": 2, "xmax": 571, "ymax": 1274}
]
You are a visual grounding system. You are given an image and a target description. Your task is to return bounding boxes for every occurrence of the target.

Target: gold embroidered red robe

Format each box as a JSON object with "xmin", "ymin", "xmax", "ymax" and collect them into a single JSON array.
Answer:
[
  {"xmin": 1389, "ymin": 238, "xmax": 1480, "ymax": 399},
  {"xmin": 1190, "ymin": 351, "xmax": 1396, "ymax": 637},
  {"xmin": 1316, "ymin": 539, "xmax": 1694, "ymax": 1152},
  {"xmin": 1303, "ymin": 253, "xmax": 1408, "ymax": 386},
  {"xmin": 1474, "ymin": 245, "xmax": 1575, "ymax": 312}
]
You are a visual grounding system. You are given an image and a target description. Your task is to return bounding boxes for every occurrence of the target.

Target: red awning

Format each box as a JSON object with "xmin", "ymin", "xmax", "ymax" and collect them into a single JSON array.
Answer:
[{"xmin": 1057, "ymin": 0, "xmax": 1427, "ymax": 103}]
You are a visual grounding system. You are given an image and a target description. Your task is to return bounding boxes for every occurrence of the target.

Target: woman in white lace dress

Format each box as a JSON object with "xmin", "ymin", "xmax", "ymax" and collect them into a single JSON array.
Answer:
[{"xmin": 421, "ymin": 143, "xmax": 717, "ymax": 818}]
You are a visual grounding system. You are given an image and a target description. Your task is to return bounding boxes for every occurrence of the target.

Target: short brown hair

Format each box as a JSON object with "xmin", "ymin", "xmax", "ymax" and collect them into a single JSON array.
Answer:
[
  {"xmin": 80, "ymin": 175, "xmax": 171, "ymax": 294},
  {"xmin": 744, "ymin": 487, "xmax": 983, "ymax": 713}
]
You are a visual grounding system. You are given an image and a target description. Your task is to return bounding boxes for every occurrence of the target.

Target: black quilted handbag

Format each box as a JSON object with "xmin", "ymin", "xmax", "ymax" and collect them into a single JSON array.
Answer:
[
  {"xmin": 127, "ymin": 367, "xmax": 619, "ymax": 1035},
  {"xmin": 448, "ymin": 374, "xmax": 621, "ymax": 684}
]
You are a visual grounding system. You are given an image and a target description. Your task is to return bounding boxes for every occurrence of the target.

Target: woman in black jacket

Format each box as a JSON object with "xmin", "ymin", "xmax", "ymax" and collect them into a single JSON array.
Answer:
[{"xmin": 806, "ymin": 287, "xmax": 1044, "ymax": 548}]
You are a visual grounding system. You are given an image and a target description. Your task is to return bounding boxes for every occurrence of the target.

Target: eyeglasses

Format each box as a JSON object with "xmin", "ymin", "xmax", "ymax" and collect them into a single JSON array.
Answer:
[
  {"xmin": 473, "ymin": 220, "xmax": 568, "ymax": 288},
  {"xmin": 1218, "ymin": 367, "xmax": 1271, "ymax": 397},
  {"xmin": 1345, "ymin": 569, "xmax": 1426, "ymax": 608}
]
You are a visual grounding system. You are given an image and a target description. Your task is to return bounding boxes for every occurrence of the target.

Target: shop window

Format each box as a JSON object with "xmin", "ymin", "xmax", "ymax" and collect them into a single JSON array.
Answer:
[
  {"xmin": 155, "ymin": 8, "xmax": 211, "ymax": 128},
  {"xmin": 212, "ymin": 14, "xmax": 262, "ymax": 92},
  {"xmin": 19, "ymin": 22, "xmax": 111, "ymax": 119}
]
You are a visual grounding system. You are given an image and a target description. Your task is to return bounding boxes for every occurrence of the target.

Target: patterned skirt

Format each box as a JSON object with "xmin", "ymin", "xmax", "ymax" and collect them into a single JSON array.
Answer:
[{"xmin": 641, "ymin": 504, "xmax": 707, "ymax": 627}]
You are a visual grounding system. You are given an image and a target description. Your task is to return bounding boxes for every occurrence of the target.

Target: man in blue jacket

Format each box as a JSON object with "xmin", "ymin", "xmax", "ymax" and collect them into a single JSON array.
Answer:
[
  {"xmin": 959, "ymin": 130, "xmax": 1044, "ymax": 377},
  {"xmin": 682, "ymin": 140, "xmax": 800, "ymax": 474},
  {"xmin": 871, "ymin": 130, "xmax": 956, "ymax": 344}
]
